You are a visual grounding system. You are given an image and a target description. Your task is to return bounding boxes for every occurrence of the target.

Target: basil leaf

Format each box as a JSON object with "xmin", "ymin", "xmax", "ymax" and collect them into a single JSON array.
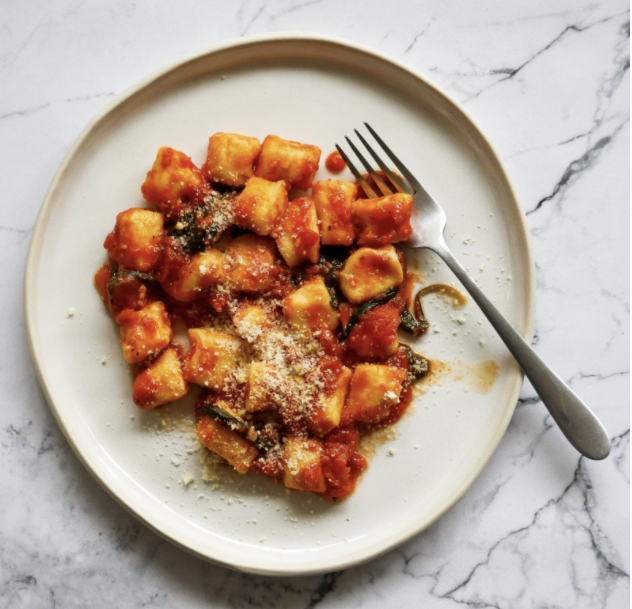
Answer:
[
  {"xmin": 324, "ymin": 266, "xmax": 342, "ymax": 310},
  {"xmin": 167, "ymin": 215, "xmax": 217, "ymax": 254},
  {"xmin": 401, "ymin": 344, "xmax": 430, "ymax": 380},
  {"xmin": 106, "ymin": 270, "xmax": 156, "ymax": 307},
  {"xmin": 399, "ymin": 308, "xmax": 429, "ymax": 335},
  {"xmin": 198, "ymin": 404, "xmax": 273, "ymax": 452},
  {"xmin": 198, "ymin": 404, "xmax": 248, "ymax": 432}
]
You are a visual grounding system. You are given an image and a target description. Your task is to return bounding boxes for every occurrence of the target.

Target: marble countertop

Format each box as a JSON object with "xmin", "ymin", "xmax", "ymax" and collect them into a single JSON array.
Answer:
[{"xmin": 1, "ymin": 1, "xmax": 629, "ymax": 607}]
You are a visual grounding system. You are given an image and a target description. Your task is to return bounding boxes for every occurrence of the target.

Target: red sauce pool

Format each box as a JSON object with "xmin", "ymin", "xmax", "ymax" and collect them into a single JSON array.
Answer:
[
  {"xmin": 320, "ymin": 426, "xmax": 368, "ymax": 499},
  {"xmin": 325, "ymin": 150, "xmax": 346, "ymax": 173}
]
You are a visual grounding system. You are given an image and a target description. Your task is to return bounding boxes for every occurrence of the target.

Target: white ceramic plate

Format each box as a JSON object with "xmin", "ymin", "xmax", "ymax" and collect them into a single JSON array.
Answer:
[{"xmin": 24, "ymin": 33, "xmax": 534, "ymax": 575}]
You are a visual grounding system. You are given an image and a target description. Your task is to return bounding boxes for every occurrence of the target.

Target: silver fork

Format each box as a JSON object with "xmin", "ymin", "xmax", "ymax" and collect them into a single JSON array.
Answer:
[{"xmin": 336, "ymin": 122, "xmax": 611, "ymax": 460}]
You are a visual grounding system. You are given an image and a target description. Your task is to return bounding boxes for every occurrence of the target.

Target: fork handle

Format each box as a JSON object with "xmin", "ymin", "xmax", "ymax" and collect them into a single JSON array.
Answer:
[{"xmin": 433, "ymin": 242, "xmax": 611, "ymax": 460}]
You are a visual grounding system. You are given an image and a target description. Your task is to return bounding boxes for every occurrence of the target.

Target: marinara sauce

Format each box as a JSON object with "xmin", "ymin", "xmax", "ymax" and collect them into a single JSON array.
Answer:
[{"xmin": 325, "ymin": 150, "xmax": 346, "ymax": 173}]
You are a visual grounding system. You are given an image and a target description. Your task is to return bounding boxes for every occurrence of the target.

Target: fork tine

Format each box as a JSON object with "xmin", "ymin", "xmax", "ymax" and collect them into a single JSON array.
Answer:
[
  {"xmin": 353, "ymin": 129, "xmax": 412, "ymax": 195},
  {"xmin": 364, "ymin": 122, "xmax": 421, "ymax": 192},
  {"xmin": 335, "ymin": 144, "xmax": 378, "ymax": 199},
  {"xmin": 344, "ymin": 136, "xmax": 392, "ymax": 197}
]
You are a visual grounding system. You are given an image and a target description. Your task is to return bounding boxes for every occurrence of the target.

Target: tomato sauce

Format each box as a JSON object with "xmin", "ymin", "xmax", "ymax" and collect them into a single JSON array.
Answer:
[
  {"xmin": 250, "ymin": 456, "xmax": 284, "ymax": 479},
  {"xmin": 317, "ymin": 355, "xmax": 345, "ymax": 396},
  {"xmin": 340, "ymin": 304, "xmax": 401, "ymax": 359},
  {"xmin": 325, "ymin": 150, "xmax": 346, "ymax": 173},
  {"xmin": 320, "ymin": 426, "xmax": 368, "ymax": 499},
  {"xmin": 167, "ymin": 297, "xmax": 220, "ymax": 328}
]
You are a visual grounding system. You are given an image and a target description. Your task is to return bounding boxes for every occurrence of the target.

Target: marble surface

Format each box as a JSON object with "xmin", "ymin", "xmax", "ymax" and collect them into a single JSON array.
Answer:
[{"xmin": 1, "ymin": 1, "xmax": 629, "ymax": 607}]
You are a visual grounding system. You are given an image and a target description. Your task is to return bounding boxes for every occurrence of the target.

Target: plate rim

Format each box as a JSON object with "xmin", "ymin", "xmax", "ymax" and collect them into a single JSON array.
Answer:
[{"xmin": 23, "ymin": 31, "xmax": 536, "ymax": 576}]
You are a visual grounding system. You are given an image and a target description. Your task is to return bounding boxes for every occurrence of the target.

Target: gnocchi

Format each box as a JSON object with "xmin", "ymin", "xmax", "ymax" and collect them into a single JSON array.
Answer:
[
  {"xmin": 132, "ymin": 345, "xmax": 188, "ymax": 410},
  {"xmin": 282, "ymin": 276, "xmax": 339, "ymax": 334},
  {"xmin": 224, "ymin": 233, "xmax": 280, "ymax": 294},
  {"xmin": 184, "ymin": 329, "xmax": 246, "ymax": 389},
  {"xmin": 255, "ymin": 135, "xmax": 321, "ymax": 191},
  {"xmin": 104, "ymin": 208, "xmax": 164, "ymax": 272},
  {"xmin": 116, "ymin": 301, "xmax": 172, "ymax": 364},
  {"xmin": 202, "ymin": 132, "xmax": 261, "ymax": 187},
  {"xmin": 141, "ymin": 147, "xmax": 210, "ymax": 221},
  {"xmin": 234, "ymin": 176, "xmax": 289, "ymax": 236},
  {"xmin": 338, "ymin": 245, "xmax": 404, "ymax": 304},
  {"xmin": 353, "ymin": 193, "xmax": 414, "ymax": 247},
  {"xmin": 343, "ymin": 364, "xmax": 407, "ymax": 423},
  {"xmin": 312, "ymin": 180, "xmax": 356, "ymax": 246},
  {"xmin": 272, "ymin": 195, "xmax": 320, "ymax": 267}
]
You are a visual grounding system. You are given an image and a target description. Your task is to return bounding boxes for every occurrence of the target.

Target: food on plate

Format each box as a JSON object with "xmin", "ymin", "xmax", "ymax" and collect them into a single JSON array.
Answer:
[{"xmin": 95, "ymin": 131, "xmax": 430, "ymax": 500}]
